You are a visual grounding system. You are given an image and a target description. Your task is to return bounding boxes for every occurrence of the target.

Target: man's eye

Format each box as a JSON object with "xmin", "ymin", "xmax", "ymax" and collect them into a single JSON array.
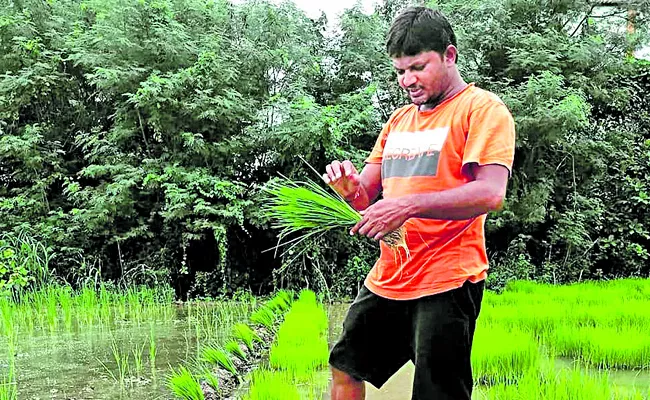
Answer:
[
  {"xmin": 413, "ymin": 65, "xmax": 425, "ymax": 71},
  {"xmin": 396, "ymin": 70, "xmax": 405, "ymax": 75}
]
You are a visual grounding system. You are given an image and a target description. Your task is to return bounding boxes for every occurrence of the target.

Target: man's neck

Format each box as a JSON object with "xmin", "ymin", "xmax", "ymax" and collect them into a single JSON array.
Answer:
[{"xmin": 418, "ymin": 78, "xmax": 468, "ymax": 112}]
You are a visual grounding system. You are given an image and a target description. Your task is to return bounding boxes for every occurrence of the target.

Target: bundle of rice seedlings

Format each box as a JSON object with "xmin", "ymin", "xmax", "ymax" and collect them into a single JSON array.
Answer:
[
  {"xmin": 233, "ymin": 323, "xmax": 261, "ymax": 352},
  {"xmin": 264, "ymin": 292, "xmax": 292, "ymax": 314},
  {"xmin": 225, "ymin": 340, "xmax": 247, "ymax": 362},
  {"xmin": 244, "ymin": 369, "xmax": 300, "ymax": 400},
  {"xmin": 166, "ymin": 366, "xmax": 205, "ymax": 400},
  {"xmin": 197, "ymin": 365, "xmax": 220, "ymax": 393},
  {"xmin": 250, "ymin": 305, "xmax": 277, "ymax": 332},
  {"xmin": 261, "ymin": 171, "xmax": 409, "ymax": 260},
  {"xmin": 202, "ymin": 346, "xmax": 238, "ymax": 376}
]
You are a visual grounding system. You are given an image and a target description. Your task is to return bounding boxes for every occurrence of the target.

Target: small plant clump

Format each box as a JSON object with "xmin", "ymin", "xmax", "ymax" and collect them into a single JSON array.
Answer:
[
  {"xmin": 202, "ymin": 346, "xmax": 238, "ymax": 376},
  {"xmin": 166, "ymin": 366, "xmax": 205, "ymax": 400},
  {"xmin": 225, "ymin": 340, "xmax": 247, "ymax": 362},
  {"xmin": 250, "ymin": 305, "xmax": 278, "ymax": 332},
  {"xmin": 264, "ymin": 290, "xmax": 293, "ymax": 314},
  {"xmin": 0, "ymin": 339, "xmax": 17, "ymax": 400},
  {"xmin": 233, "ymin": 323, "xmax": 262, "ymax": 352}
]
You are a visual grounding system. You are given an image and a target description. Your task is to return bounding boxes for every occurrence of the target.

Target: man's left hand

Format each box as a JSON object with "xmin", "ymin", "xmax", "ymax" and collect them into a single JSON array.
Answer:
[{"xmin": 350, "ymin": 198, "xmax": 411, "ymax": 241}]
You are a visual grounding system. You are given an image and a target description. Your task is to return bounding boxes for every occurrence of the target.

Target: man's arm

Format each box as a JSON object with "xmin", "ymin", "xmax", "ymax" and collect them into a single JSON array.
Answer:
[
  {"xmin": 351, "ymin": 163, "xmax": 509, "ymax": 240},
  {"xmin": 402, "ymin": 163, "xmax": 509, "ymax": 220}
]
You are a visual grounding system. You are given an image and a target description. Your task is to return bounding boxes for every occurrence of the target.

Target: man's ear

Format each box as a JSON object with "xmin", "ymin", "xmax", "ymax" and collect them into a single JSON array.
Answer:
[{"xmin": 445, "ymin": 45, "xmax": 457, "ymax": 65}]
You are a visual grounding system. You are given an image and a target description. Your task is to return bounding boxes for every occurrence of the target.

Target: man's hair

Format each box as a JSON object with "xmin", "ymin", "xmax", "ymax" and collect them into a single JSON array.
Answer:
[{"xmin": 386, "ymin": 7, "xmax": 457, "ymax": 61}]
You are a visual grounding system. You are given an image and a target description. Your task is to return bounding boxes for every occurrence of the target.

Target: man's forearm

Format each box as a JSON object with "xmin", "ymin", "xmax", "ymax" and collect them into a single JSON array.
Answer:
[{"xmin": 401, "ymin": 181, "xmax": 505, "ymax": 221}]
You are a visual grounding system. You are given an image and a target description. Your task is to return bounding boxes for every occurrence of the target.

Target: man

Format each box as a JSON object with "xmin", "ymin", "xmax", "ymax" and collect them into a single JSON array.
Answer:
[{"xmin": 323, "ymin": 6, "xmax": 516, "ymax": 400}]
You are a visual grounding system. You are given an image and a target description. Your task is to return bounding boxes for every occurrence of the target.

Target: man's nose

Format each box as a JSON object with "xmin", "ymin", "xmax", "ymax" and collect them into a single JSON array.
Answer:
[{"xmin": 402, "ymin": 70, "xmax": 417, "ymax": 87}]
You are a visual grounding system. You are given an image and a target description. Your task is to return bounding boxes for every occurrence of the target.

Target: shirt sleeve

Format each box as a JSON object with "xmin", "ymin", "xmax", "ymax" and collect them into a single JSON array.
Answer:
[{"xmin": 462, "ymin": 100, "xmax": 516, "ymax": 177}]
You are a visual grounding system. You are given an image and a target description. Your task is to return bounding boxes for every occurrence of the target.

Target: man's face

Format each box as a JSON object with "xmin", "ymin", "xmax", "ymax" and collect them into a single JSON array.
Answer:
[{"xmin": 392, "ymin": 49, "xmax": 451, "ymax": 107}]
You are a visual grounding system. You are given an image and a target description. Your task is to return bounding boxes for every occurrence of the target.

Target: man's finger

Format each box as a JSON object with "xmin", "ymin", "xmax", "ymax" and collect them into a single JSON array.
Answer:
[
  {"xmin": 351, "ymin": 215, "xmax": 367, "ymax": 235},
  {"xmin": 331, "ymin": 160, "xmax": 342, "ymax": 179},
  {"xmin": 325, "ymin": 164, "xmax": 335, "ymax": 182},
  {"xmin": 322, "ymin": 173, "xmax": 330, "ymax": 184},
  {"xmin": 342, "ymin": 160, "xmax": 355, "ymax": 177},
  {"xmin": 358, "ymin": 218, "xmax": 374, "ymax": 236},
  {"xmin": 365, "ymin": 225, "xmax": 383, "ymax": 240}
]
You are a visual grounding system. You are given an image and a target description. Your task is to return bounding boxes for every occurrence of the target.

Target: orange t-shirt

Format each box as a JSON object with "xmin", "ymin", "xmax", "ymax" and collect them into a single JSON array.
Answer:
[{"xmin": 363, "ymin": 83, "xmax": 516, "ymax": 300}]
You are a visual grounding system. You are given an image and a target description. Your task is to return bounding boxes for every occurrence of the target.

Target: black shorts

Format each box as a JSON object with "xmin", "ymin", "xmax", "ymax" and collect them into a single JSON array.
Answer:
[{"xmin": 329, "ymin": 279, "xmax": 485, "ymax": 400}]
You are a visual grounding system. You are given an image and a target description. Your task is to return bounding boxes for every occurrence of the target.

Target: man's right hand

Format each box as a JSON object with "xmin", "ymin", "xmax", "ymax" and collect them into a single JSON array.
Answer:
[{"xmin": 323, "ymin": 160, "xmax": 362, "ymax": 201}]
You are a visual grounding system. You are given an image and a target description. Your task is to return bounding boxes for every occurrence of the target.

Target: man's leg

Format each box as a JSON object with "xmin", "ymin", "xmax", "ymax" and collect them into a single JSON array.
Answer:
[
  {"xmin": 329, "ymin": 285, "xmax": 412, "ymax": 400},
  {"xmin": 330, "ymin": 366, "xmax": 365, "ymax": 400},
  {"xmin": 410, "ymin": 280, "xmax": 485, "ymax": 400}
]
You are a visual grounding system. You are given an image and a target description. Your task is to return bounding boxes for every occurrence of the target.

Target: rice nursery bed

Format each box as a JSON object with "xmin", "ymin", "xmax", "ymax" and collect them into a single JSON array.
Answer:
[
  {"xmin": 5, "ymin": 277, "xmax": 650, "ymax": 399},
  {"xmin": 471, "ymin": 278, "xmax": 650, "ymax": 399},
  {"xmin": 325, "ymin": 278, "xmax": 650, "ymax": 400}
]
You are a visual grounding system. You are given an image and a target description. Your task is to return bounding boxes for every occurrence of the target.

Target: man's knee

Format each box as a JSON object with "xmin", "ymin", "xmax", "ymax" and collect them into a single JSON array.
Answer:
[
  {"xmin": 330, "ymin": 365, "xmax": 365, "ymax": 400},
  {"xmin": 331, "ymin": 365, "xmax": 363, "ymax": 385}
]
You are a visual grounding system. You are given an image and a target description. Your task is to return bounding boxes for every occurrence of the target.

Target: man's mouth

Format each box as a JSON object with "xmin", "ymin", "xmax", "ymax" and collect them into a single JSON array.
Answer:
[{"xmin": 408, "ymin": 88, "xmax": 424, "ymax": 98}]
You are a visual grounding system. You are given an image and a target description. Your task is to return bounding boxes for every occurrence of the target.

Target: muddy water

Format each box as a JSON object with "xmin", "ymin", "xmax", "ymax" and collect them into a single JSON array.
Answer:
[
  {"xmin": 13, "ymin": 323, "xmax": 187, "ymax": 399},
  {"xmin": 325, "ymin": 303, "xmax": 650, "ymax": 400},
  {"xmin": 7, "ymin": 304, "xmax": 251, "ymax": 400}
]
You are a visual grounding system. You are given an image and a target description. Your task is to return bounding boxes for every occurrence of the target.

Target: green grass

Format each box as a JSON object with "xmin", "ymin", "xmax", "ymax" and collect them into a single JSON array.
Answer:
[
  {"xmin": 98, "ymin": 339, "xmax": 131, "ymax": 388},
  {"xmin": 0, "ymin": 283, "xmax": 176, "ymax": 337},
  {"xmin": 0, "ymin": 338, "xmax": 17, "ymax": 400},
  {"xmin": 132, "ymin": 342, "xmax": 146, "ymax": 377},
  {"xmin": 149, "ymin": 323, "xmax": 157, "ymax": 376},
  {"xmin": 476, "ymin": 362, "xmax": 613, "ymax": 400},
  {"xmin": 550, "ymin": 324, "xmax": 650, "ymax": 369}
]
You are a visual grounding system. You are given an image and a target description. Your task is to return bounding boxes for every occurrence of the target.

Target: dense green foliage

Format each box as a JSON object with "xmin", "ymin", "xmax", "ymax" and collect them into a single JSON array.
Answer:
[{"xmin": 1, "ymin": 0, "xmax": 649, "ymax": 298}]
